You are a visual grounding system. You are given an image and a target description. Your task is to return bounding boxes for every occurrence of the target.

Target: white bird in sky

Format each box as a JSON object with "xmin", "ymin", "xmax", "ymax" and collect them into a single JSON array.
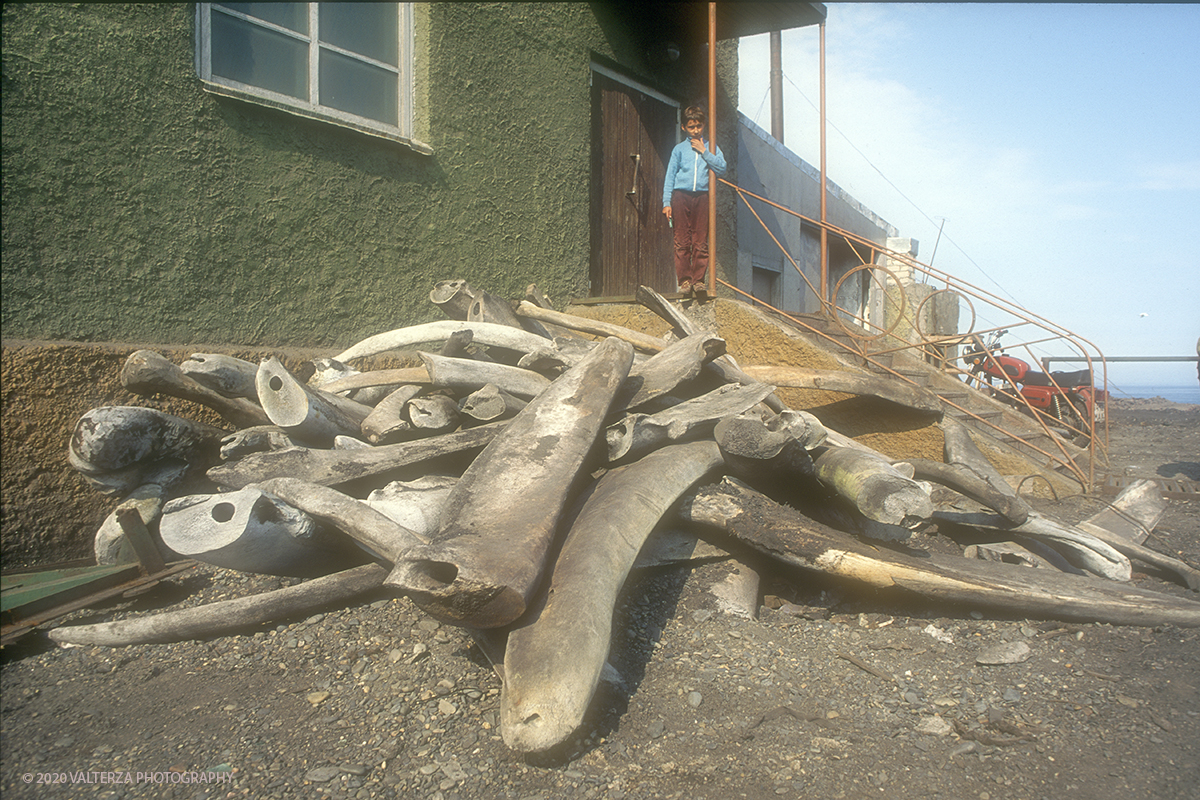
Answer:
[{"xmin": 1139, "ymin": 312, "xmax": 1150, "ymax": 317}]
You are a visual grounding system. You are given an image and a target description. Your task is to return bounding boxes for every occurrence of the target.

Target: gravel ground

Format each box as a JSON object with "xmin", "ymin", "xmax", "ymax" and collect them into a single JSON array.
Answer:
[{"xmin": 3, "ymin": 400, "xmax": 1198, "ymax": 800}]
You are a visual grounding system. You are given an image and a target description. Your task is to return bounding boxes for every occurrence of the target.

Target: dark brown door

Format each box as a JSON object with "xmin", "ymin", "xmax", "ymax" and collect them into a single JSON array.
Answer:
[{"xmin": 591, "ymin": 71, "xmax": 678, "ymax": 297}]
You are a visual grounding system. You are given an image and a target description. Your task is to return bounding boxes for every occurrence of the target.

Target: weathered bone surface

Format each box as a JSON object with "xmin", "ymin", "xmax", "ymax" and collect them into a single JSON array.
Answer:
[
  {"xmin": 407, "ymin": 394, "xmax": 460, "ymax": 433},
  {"xmin": 308, "ymin": 357, "xmax": 391, "ymax": 406},
  {"xmin": 710, "ymin": 559, "xmax": 763, "ymax": 620},
  {"xmin": 49, "ymin": 563, "xmax": 388, "ymax": 647},
  {"xmin": 365, "ymin": 476, "xmax": 458, "ymax": 539},
  {"xmin": 467, "ymin": 289, "xmax": 523, "ymax": 329},
  {"xmin": 813, "ymin": 446, "xmax": 934, "ymax": 528},
  {"xmin": 160, "ymin": 488, "xmax": 365, "ymax": 577},
  {"xmin": 606, "ymin": 382, "xmax": 775, "ymax": 462},
  {"xmin": 963, "ymin": 541, "xmax": 1077, "ymax": 572},
  {"xmin": 333, "ymin": 436, "xmax": 373, "ymax": 450},
  {"xmin": 681, "ymin": 477, "xmax": 1200, "ymax": 628},
  {"xmin": 219, "ymin": 425, "xmax": 300, "ymax": 461},
  {"xmin": 207, "ymin": 422, "xmax": 504, "ymax": 489},
  {"xmin": 430, "ymin": 279, "xmax": 478, "ymax": 319},
  {"xmin": 517, "ymin": 337, "xmax": 600, "ymax": 371},
  {"xmin": 361, "ymin": 385, "xmax": 423, "ymax": 444},
  {"xmin": 255, "ymin": 477, "xmax": 426, "ymax": 563},
  {"xmin": 932, "ymin": 508, "xmax": 1136, "ymax": 584},
  {"xmin": 713, "ymin": 412, "xmax": 816, "ymax": 495},
  {"xmin": 612, "ymin": 332, "xmax": 725, "ymax": 412},
  {"xmin": 334, "ymin": 321, "xmax": 549, "ymax": 363},
  {"xmin": 94, "ymin": 483, "xmax": 172, "ymax": 565},
  {"xmin": 320, "ymin": 368, "xmax": 431, "ymax": 394},
  {"xmin": 458, "ymin": 383, "xmax": 527, "ymax": 423},
  {"xmin": 516, "ymin": 301, "xmax": 667, "ymax": 353},
  {"xmin": 388, "ymin": 337, "xmax": 635, "ymax": 629},
  {"xmin": 1078, "ymin": 479, "xmax": 1165, "ymax": 545},
  {"xmin": 419, "ymin": 352, "xmax": 550, "ymax": 398},
  {"xmin": 500, "ymin": 441, "xmax": 724, "ymax": 752},
  {"xmin": 941, "ymin": 416, "xmax": 1022, "ymax": 499},
  {"xmin": 1071, "ymin": 480, "xmax": 1198, "ymax": 590},
  {"xmin": 742, "ymin": 365, "xmax": 944, "ymax": 414},
  {"xmin": 69, "ymin": 406, "xmax": 226, "ymax": 496},
  {"xmin": 121, "ymin": 350, "xmax": 270, "ymax": 428},
  {"xmin": 635, "ymin": 284, "xmax": 788, "ymax": 413},
  {"xmin": 906, "ymin": 458, "xmax": 1031, "ymax": 525},
  {"xmin": 256, "ymin": 357, "xmax": 372, "ymax": 445},
  {"xmin": 180, "ymin": 353, "xmax": 259, "ymax": 399}
]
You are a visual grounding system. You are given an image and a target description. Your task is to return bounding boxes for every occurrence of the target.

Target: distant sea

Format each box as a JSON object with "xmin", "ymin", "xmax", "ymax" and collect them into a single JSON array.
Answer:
[{"xmin": 1110, "ymin": 385, "xmax": 1200, "ymax": 404}]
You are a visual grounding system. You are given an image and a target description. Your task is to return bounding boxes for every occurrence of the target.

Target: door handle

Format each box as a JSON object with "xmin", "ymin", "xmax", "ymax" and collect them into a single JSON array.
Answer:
[{"xmin": 626, "ymin": 153, "xmax": 641, "ymax": 196}]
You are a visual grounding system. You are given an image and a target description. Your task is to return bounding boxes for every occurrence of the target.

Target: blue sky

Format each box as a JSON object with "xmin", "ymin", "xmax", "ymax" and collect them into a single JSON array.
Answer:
[{"xmin": 738, "ymin": 3, "xmax": 1200, "ymax": 396}]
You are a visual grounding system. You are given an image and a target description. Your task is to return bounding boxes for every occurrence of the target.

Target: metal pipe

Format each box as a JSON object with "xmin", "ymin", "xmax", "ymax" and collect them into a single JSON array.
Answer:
[
  {"xmin": 707, "ymin": 1, "xmax": 718, "ymax": 297},
  {"xmin": 819, "ymin": 22, "xmax": 828, "ymax": 306},
  {"xmin": 769, "ymin": 30, "xmax": 783, "ymax": 143}
]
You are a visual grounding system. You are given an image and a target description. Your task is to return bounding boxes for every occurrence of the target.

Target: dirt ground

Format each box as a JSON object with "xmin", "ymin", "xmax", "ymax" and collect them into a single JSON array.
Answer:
[{"xmin": 2, "ymin": 397, "xmax": 1197, "ymax": 799}]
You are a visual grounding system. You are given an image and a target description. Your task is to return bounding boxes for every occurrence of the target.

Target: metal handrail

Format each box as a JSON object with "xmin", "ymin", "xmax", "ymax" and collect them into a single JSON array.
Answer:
[{"xmin": 721, "ymin": 178, "xmax": 1108, "ymax": 490}]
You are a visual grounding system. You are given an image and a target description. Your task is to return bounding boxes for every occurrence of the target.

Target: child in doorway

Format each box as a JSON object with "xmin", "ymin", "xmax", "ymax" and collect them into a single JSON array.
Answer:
[{"xmin": 662, "ymin": 105, "xmax": 727, "ymax": 297}]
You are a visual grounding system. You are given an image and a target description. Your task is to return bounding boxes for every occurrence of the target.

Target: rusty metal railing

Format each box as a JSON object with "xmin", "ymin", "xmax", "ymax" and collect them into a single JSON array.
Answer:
[{"xmin": 721, "ymin": 178, "xmax": 1109, "ymax": 491}]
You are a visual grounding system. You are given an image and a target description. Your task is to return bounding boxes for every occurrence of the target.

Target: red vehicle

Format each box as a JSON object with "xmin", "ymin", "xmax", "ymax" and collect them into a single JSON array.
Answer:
[{"xmin": 963, "ymin": 330, "xmax": 1105, "ymax": 440}]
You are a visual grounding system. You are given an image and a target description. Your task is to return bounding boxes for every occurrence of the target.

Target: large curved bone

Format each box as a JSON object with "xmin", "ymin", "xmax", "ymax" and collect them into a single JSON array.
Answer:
[
  {"xmin": 320, "ymin": 368, "xmax": 431, "ymax": 394},
  {"xmin": 69, "ymin": 406, "xmax": 226, "ymax": 495},
  {"xmin": 932, "ymin": 508, "xmax": 1133, "ymax": 582},
  {"xmin": 334, "ymin": 321, "xmax": 549, "ymax": 363},
  {"xmin": 387, "ymin": 337, "xmax": 635, "ymax": 629},
  {"xmin": 516, "ymin": 301, "xmax": 667, "ymax": 353},
  {"xmin": 613, "ymin": 332, "xmax": 725, "ymax": 412},
  {"xmin": 160, "ymin": 488, "xmax": 365, "ymax": 577},
  {"xmin": 256, "ymin": 357, "xmax": 372, "ymax": 445},
  {"xmin": 501, "ymin": 441, "xmax": 724, "ymax": 753},
  {"xmin": 48, "ymin": 563, "xmax": 388, "ymax": 647},
  {"xmin": 906, "ymin": 458, "xmax": 1031, "ymax": 525},
  {"xmin": 813, "ymin": 446, "xmax": 933, "ymax": 528},
  {"xmin": 255, "ymin": 477, "xmax": 426, "ymax": 562},
  {"xmin": 121, "ymin": 350, "xmax": 269, "ymax": 428},
  {"xmin": 419, "ymin": 352, "xmax": 550, "ymax": 398},
  {"xmin": 635, "ymin": 284, "xmax": 787, "ymax": 413},
  {"xmin": 605, "ymin": 382, "xmax": 775, "ymax": 463},
  {"xmin": 681, "ymin": 477, "xmax": 1200, "ymax": 629},
  {"xmin": 180, "ymin": 353, "xmax": 259, "ymax": 399},
  {"xmin": 207, "ymin": 422, "xmax": 505, "ymax": 489},
  {"xmin": 741, "ymin": 365, "xmax": 944, "ymax": 414}
]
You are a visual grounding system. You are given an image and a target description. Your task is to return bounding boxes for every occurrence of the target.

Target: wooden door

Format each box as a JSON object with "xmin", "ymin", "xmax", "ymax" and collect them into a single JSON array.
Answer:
[{"xmin": 591, "ymin": 71, "xmax": 678, "ymax": 297}]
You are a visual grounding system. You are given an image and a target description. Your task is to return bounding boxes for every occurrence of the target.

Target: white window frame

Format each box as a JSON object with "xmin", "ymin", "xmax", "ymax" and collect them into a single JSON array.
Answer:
[{"xmin": 195, "ymin": 2, "xmax": 429, "ymax": 154}]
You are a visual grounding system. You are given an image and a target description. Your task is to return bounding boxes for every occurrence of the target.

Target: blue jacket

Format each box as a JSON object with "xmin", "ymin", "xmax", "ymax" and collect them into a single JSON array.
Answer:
[{"xmin": 662, "ymin": 138, "xmax": 727, "ymax": 207}]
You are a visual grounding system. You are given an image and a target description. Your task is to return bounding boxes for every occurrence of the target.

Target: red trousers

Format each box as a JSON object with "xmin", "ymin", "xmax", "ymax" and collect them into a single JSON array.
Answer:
[{"xmin": 671, "ymin": 189, "xmax": 709, "ymax": 286}]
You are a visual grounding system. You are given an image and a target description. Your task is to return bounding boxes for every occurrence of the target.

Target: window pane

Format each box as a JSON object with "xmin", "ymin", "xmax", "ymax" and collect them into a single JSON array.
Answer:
[
  {"xmin": 215, "ymin": 3, "xmax": 308, "ymax": 34},
  {"xmin": 212, "ymin": 11, "xmax": 308, "ymax": 99},
  {"xmin": 319, "ymin": 3, "xmax": 397, "ymax": 66},
  {"xmin": 319, "ymin": 48, "xmax": 397, "ymax": 125}
]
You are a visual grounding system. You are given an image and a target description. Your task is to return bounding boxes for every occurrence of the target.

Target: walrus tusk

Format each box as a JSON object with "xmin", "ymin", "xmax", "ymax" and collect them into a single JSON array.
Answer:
[{"xmin": 387, "ymin": 337, "xmax": 634, "ymax": 629}]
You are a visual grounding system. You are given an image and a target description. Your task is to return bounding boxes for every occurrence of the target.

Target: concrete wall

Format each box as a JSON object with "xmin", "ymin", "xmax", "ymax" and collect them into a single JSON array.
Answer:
[{"xmin": 734, "ymin": 113, "xmax": 897, "ymax": 315}]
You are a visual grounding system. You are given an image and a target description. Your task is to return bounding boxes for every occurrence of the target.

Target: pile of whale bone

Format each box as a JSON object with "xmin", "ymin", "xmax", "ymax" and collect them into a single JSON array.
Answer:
[{"xmin": 54, "ymin": 280, "xmax": 1200, "ymax": 754}]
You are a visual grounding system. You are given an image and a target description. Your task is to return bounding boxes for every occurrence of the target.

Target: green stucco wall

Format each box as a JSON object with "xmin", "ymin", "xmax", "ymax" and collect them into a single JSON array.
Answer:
[{"xmin": 3, "ymin": 3, "xmax": 717, "ymax": 349}]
